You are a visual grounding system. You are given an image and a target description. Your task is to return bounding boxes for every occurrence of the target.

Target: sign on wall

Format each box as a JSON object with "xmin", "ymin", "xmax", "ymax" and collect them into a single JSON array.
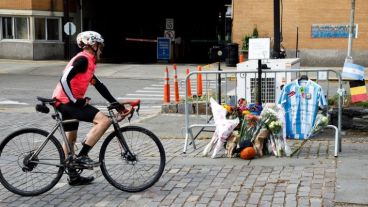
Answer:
[
  {"xmin": 157, "ymin": 37, "xmax": 171, "ymax": 60},
  {"xmin": 164, "ymin": 30, "xmax": 175, "ymax": 41},
  {"xmin": 248, "ymin": 38, "xmax": 270, "ymax": 60},
  {"xmin": 64, "ymin": 22, "xmax": 76, "ymax": 36},
  {"xmin": 165, "ymin": 18, "xmax": 174, "ymax": 30},
  {"xmin": 311, "ymin": 24, "xmax": 358, "ymax": 38}
]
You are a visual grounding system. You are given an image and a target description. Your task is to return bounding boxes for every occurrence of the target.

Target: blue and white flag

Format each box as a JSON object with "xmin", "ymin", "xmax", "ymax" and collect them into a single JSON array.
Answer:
[{"xmin": 342, "ymin": 63, "xmax": 365, "ymax": 80}]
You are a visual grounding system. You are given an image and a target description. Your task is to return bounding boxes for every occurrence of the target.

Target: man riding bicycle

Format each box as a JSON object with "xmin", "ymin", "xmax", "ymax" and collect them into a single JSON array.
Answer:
[{"xmin": 52, "ymin": 31, "xmax": 130, "ymax": 186}]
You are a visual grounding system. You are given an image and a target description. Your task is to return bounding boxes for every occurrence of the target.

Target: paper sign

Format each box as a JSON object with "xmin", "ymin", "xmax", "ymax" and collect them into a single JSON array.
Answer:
[{"xmin": 248, "ymin": 38, "xmax": 270, "ymax": 60}]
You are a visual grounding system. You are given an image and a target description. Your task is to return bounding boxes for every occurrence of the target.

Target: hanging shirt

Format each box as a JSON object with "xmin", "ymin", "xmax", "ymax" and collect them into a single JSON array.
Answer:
[{"xmin": 278, "ymin": 79, "xmax": 327, "ymax": 139}]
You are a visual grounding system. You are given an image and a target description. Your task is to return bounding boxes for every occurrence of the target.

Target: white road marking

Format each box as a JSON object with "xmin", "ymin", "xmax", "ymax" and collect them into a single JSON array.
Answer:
[{"xmin": 0, "ymin": 100, "xmax": 28, "ymax": 105}]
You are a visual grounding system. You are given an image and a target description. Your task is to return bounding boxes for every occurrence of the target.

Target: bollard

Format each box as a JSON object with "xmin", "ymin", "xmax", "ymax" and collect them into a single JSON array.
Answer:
[
  {"xmin": 186, "ymin": 68, "xmax": 192, "ymax": 97},
  {"xmin": 163, "ymin": 67, "xmax": 170, "ymax": 104},
  {"xmin": 197, "ymin": 66, "xmax": 203, "ymax": 97},
  {"xmin": 173, "ymin": 64, "xmax": 180, "ymax": 103}
]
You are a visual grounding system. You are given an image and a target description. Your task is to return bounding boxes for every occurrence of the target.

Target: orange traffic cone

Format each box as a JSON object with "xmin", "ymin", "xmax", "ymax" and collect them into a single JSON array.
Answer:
[
  {"xmin": 173, "ymin": 64, "xmax": 180, "ymax": 103},
  {"xmin": 186, "ymin": 68, "xmax": 192, "ymax": 97},
  {"xmin": 197, "ymin": 66, "xmax": 203, "ymax": 97},
  {"xmin": 163, "ymin": 67, "xmax": 170, "ymax": 104}
]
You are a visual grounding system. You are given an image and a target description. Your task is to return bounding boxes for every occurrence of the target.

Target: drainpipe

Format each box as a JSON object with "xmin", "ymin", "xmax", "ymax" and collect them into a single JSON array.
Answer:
[
  {"xmin": 80, "ymin": 0, "xmax": 83, "ymax": 31},
  {"xmin": 63, "ymin": 0, "xmax": 70, "ymax": 59},
  {"xmin": 273, "ymin": 0, "xmax": 281, "ymax": 59},
  {"xmin": 345, "ymin": 0, "xmax": 355, "ymax": 64}
]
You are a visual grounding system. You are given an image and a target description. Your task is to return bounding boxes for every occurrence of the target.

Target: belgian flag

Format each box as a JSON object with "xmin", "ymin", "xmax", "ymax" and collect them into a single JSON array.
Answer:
[{"xmin": 350, "ymin": 80, "xmax": 368, "ymax": 103}]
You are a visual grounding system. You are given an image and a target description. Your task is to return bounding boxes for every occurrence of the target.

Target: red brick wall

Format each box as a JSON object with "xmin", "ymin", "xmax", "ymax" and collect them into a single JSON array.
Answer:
[
  {"xmin": 0, "ymin": 0, "xmax": 69, "ymax": 12},
  {"xmin": 233, "ymin": 0, "xmax": 368, "ymax": 50},
  {"xmin": 0, "ymin": 0, "xmax": 32, "ymax": 9}
]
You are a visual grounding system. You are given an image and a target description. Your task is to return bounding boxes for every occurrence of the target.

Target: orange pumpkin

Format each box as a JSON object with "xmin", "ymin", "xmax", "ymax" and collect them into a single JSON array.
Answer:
[{"xmin": 240, "ymin": 147, "xmax": 256, "ymax": 160}]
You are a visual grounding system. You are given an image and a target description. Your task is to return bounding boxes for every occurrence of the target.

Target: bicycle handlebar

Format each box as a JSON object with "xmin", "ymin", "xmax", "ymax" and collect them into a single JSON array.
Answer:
[{"xmin": 107, "ymin": 99, "xmax": 141, "ymax": 122}]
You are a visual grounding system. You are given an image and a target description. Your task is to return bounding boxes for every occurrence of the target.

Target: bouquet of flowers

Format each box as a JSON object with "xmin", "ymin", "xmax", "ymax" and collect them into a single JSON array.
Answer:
[
  {"xmin": 238, "ymin": 104, "xmax": 291, "ymax": 157},
  {"xmin": 310, "ymin": 113, "xmax": 329, "ymax": 137}
]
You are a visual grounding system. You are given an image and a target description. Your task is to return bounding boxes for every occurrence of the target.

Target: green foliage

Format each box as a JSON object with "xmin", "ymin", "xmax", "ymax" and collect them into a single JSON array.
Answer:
[
  {"xmin": 328, "ymin": 94, "xmax": 368, "ymax": 108},
  {"xmin": 352, "ymin": 101, "xmax": 368, "ymax": 108},
  {"xmin": 252, "ymin": 26, "xmax": 259, "ymax": 37},
  {"xmin": 241, "ymin": 26, "xmax": 259, "ymax": 51},
  {"xmin": 327, "ymin": 94, "xmax": 339, "ymax": 106}
]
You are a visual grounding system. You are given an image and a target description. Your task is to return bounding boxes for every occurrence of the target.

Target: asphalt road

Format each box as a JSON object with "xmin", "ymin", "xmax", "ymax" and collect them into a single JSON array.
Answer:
[{"xmin": 0, "ymin": 74, "xmax": 162, "ymax": 117}]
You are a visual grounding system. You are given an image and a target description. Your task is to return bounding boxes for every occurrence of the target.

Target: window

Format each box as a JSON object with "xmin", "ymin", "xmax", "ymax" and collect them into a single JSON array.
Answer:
[
  {"xmin": 35, "ymin": 17, "xmax": 60, "ymax": 40},
  {"xmin": 1, "ymin": 16, "xmax": 29, "ymax": 39},
  {"xmin": 15, "ymin": 17, "xmax": 28, "ymax": 39},
  {"xmin": 2, "ymin": 17, "xmax": 13, "ymax": 39},
  {"xmin": 35, "ymin": 18, "xmax": 46, "ymax": 40}
]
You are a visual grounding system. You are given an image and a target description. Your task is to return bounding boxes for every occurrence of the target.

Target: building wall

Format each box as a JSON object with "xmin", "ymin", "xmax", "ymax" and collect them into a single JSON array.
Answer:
[
  {"xmin": 0, "ymin": 0, "xmax": 69, "ymax": 60},
  {"xmin": 0, "ymin": 0, "xmax": 63, "ymax": 11},
  {"xmin": 233, "ymin": 0, "xmax": 368, "ymax": 66},
  {"xmin": 0, "ymin": 42, "xmax": 64, "ymax": 60}
]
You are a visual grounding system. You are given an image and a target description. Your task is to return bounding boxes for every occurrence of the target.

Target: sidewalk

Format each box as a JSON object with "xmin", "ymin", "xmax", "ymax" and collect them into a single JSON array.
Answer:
[
  {"xmin": 0, "ymin": 59, "xmax": 367, "ymax": 206},
  {"xmin": 137, "ymin": 114, "xmax": 368, "ymax": 206},
  {"xmin": 0, "ymin": 59, "xmax": 236, "ymax": 80}
]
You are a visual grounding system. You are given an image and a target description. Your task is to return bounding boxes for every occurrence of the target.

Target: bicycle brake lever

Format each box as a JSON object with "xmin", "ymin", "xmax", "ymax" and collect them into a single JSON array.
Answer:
[
  {"xmin": 136, "ymin": 104, "xmax": 140, "ymax": 116},
  {"xmin": 127, "ymin": 108, "xmax": 135, "ymax": 122}
]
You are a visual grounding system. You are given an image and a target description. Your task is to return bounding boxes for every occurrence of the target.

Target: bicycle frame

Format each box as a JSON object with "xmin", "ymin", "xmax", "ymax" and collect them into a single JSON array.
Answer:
[
  {"xmin": 29, "ymin": 103, "xmax": 135, "ymax": 166},
  {"xmin": 29, "ymin": 105, "xmax": 77, "ymax": 166}
]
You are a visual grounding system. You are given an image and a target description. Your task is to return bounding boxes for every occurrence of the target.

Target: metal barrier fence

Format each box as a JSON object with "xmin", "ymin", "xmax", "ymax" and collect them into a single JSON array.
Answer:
[{"xmin": 182, "ymin": 69, "xmax": 343, "ymax": 157}]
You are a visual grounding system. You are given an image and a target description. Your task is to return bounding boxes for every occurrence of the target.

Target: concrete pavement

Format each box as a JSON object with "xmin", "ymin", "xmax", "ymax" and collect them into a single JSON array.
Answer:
[{"xmin": 0, "ymin": 59, "xmax": 367, "ymax": 206}]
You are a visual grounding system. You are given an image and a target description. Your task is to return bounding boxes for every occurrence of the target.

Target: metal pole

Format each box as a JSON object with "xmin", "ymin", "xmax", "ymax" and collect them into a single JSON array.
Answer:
[
  {"xmin": 296, "ymin": 26, "xmax": 299, "ymax": 58},
  {"xmin": 218, "ymin": 60, "xmax": 222, "ymax": 104},
  {"xmin": 63, "ymin": 0, "xmax": 70, "ymax": 60},
  {"xmin": 80, "ymin": 0, "xmax": 83, "ymax": 31},
  {"xmin": 345, "ymin": 0, "xmax": 355, "ymax": 63},
  {"xmin": 257, "ymin": 59, "xmax": 262, "ymax": 105},
  {"xmin": 273, "ymin": 0, "xmax": 281, "ymax": 58}
]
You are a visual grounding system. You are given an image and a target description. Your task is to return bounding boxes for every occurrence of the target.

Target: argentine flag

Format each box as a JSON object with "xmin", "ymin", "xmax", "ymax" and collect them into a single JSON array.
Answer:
[{"xmin": 342, "ymin": 63, "xmax": 365, "ymax": 80}]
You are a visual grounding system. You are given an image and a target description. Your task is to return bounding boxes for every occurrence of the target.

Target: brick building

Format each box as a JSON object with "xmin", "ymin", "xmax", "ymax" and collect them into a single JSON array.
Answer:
[
  {"xmin": 232, "ymin": 0, "xmax": 368, "ymax": 66},
  {"xmin": 0, "ymin": 0, "xmax": 74, "ymax": 60},
  {"xmin": 1, "ymin": 0, "xmax": 367, "ymax": 66}
]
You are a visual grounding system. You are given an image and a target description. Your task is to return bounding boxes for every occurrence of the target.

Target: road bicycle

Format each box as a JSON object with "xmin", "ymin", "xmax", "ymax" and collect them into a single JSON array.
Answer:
[{"xmin": 0, "ymin": 97, "xmax": 166, "ymax": 196}]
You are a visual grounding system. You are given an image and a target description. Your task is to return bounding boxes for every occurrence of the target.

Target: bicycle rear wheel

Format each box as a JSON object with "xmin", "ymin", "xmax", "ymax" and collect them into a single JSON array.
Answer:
[
  {"xmin": 0, "ymin": 128, "xmax": 65, "ymax": 196},
  {"xmin": 100, "ymin": 126, "xmax": 166, "ymax": 192}
]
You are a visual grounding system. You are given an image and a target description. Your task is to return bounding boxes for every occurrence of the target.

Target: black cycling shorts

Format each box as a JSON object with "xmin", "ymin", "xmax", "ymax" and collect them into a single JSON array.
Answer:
[{"xmin": 58, "ymin": 103, "xmax": 100, "ymax": 131}]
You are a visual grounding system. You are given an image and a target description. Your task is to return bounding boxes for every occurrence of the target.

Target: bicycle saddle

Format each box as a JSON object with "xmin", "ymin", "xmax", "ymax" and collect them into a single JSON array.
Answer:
[{"xmin": 37, "ymin": 97, "xmax": 55, "ymax": 104}]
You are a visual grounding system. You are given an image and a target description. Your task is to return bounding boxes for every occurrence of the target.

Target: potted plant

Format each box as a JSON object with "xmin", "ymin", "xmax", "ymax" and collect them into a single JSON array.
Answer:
[{"xmin": 240, "ymin": 26, "xmax": 259, "ymax": 61}]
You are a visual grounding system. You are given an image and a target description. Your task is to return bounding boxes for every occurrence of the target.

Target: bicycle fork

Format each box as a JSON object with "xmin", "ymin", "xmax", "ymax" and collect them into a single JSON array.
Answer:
[{"xmin": 109, "ymin": 111, "xmax": 136, "ymax": 163}]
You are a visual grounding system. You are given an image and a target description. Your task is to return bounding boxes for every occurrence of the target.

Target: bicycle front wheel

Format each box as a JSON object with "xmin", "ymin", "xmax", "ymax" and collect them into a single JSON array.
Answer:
[
  {"xmin": 0, "ymin": 128, "xmax": 65, "ymax": 196},
  {"xmin": 100, "ymin": 126, "xmax": 166, "ymax": 192}
]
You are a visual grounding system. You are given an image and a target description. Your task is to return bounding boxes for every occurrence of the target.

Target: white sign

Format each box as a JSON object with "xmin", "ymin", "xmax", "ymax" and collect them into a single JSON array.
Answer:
[
  {"xmin": 248, "ymin": 38, "xmax": 270, "ymax": 60},
  {"xmin": 164, "ymin": 30, "xmax": 175, "ymax": 41},
  {"xmin": 64, "ymin": 22, "xmax": 76, "ymax": 36},
  {"xmin": 318, "ymin": 71, "xmax": 328, "ymax": 80},
  {"xmin": 166, "ymin": 18, "xmax": 174, "ymax": 30}
]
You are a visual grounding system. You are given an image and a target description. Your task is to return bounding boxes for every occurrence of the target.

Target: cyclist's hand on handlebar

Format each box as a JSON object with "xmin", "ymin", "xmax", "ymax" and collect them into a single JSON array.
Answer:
[
  {"xmin": 75, "ymin": 97, "xmax": 91, "ymax": 107},
  {"xmin": 116, "ymin": 104, "xmax": 134, "ymax": 122}
]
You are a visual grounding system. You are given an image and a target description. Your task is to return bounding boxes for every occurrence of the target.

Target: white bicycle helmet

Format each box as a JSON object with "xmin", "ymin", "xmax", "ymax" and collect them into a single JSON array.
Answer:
[{"xmin": 76, "ymin": 31, "xmax": 104, "ymax": 49}]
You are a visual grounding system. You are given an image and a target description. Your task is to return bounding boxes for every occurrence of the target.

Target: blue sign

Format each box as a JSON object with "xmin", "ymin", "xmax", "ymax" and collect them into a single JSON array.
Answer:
[
  {"xmin": 311, "ymin": 24, "xmax": 358, "ymax": 38},
  {"xmin": 157, "ymin": 37, "xmax": 170, "ymax": 60}
]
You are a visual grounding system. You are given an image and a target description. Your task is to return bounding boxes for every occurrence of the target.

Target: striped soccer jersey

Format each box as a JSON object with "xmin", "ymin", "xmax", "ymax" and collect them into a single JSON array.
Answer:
[{"xmin": 278, "ymin": 79, "xmax": 327, "ymax": 139}]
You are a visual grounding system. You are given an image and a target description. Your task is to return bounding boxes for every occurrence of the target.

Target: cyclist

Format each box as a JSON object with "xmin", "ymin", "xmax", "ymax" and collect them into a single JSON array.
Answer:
[{"xmin": 52, "ymin": 31, "xmax": 130, "ymax": 186}]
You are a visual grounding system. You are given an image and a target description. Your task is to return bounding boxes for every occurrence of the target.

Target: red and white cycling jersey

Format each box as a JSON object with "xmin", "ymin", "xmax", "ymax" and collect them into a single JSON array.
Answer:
[{"xmin": 52, "ymin": 51, "xmax": 96, "ymax": 104}]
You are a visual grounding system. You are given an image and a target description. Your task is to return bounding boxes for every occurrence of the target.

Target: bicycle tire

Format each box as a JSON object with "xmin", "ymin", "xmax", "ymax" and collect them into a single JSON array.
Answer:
[
  {"xmin": 100, "ymin": 126, "xmax": 166, "ymax": 192},
  {"xmin": 0, "ymin": 128, "xmax": 65, "ymax": 196}
]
